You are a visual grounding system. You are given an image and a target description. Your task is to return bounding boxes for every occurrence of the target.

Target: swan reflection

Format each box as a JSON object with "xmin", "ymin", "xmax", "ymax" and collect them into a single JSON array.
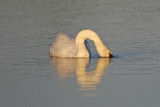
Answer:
[{"xmin": 51, "ymin": 58, "xmax": 111, "ymax": 95}]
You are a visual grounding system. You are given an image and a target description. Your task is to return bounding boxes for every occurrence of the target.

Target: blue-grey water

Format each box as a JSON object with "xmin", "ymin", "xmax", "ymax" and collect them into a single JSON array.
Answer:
[{"xmin": 0, "ymin": 0, "xmax": 160, "ymax": 107}]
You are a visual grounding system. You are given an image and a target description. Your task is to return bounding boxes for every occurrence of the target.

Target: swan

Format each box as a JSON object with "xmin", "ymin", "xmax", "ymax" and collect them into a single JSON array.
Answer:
[{"xmin": 49, "ymin": 29, "xmax": 112, "ymax": 58}]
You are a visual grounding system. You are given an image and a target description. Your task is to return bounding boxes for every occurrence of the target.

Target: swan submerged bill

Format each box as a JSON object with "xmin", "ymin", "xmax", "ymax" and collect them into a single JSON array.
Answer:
[{"xmin": 49, "ymin": 29, "xmax": 112, "ymax": 58}]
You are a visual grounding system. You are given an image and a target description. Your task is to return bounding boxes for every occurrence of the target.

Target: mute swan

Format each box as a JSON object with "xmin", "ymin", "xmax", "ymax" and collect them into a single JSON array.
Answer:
[{"xmin": 49, "ymin": 29, "xmax": 112, "ymax": 58}]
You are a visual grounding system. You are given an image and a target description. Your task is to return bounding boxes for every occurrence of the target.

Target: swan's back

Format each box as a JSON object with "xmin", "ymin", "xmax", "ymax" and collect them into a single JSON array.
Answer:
[{"xmin": 49, "ymin": 33, "xmax": 77, "ymax": 57}]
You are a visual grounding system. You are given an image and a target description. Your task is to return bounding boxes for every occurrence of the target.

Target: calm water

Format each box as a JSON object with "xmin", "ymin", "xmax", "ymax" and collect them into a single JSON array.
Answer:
[{"xmin": 0, "ymin": 0, "xmax": 160, "ymax": 107}]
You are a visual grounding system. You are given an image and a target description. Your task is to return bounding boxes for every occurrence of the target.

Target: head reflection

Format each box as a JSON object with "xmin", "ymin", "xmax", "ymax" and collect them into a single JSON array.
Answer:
[{"xmin": 51, "ymin": 58, "xmax": 111, "ymax": 96}]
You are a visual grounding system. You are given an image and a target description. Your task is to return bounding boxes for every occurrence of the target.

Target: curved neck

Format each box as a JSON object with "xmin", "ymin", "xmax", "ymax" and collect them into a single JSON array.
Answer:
[{"xmin": 75, "ymin": 29, "xmax": 111, "ymax": 57}]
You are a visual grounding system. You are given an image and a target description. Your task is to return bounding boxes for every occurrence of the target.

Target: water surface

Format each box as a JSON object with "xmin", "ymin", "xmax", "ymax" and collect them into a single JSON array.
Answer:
[{"xmin": 0, "ymin": 0, "xmax": 160, "ymax": 107}]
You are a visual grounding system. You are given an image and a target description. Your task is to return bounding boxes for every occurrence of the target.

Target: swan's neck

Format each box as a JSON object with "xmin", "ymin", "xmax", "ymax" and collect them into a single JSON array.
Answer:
[{"xmin": 75, "ymin": 29, "xmax": 112, "ymax": 57}]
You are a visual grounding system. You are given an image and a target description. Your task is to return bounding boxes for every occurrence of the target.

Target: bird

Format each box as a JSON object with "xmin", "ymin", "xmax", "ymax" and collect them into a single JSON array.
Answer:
[{"xmin": 49, "ymin": 29, "xmax": 112, "ymax": 58}]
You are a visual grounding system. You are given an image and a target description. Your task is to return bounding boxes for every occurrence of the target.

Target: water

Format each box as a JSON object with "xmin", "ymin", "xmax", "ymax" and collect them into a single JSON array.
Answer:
[{"xmin": 0, "ymin": 0, "xmax": 160, "ymax": 107}]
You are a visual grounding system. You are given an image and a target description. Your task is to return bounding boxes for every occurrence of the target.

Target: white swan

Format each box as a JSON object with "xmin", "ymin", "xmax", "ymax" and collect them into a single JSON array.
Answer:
[{"xmin": 49, "ymin": 29, "xmax": 112, "ymax": 58}]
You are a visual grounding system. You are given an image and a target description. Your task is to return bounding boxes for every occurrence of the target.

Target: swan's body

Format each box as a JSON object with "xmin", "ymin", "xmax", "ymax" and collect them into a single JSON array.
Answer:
[{"xmin": 49, "ymin": 29, "xmax": 112, "ymax": 58}]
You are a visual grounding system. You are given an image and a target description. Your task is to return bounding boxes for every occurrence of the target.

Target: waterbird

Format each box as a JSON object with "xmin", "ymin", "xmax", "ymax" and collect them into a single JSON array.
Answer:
[{"xmin": 49, "ymin": 29, "xmax": 112, "ymax": 58}]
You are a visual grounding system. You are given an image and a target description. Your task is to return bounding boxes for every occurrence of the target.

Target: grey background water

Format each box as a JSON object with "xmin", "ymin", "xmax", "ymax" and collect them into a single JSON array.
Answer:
[{"xmin": 0, "ymin": 0, "xmax": 160, "ymax": 107}]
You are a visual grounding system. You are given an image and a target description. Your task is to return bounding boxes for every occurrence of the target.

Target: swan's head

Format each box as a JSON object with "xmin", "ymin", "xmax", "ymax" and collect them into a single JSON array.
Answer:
[
  {"xmin": 99, "ymin": 47, "xmax": 113, "ymax": 58},
  {"xmin": 104, "ymin": 51, "xmax": 112, "ymax": 58}
]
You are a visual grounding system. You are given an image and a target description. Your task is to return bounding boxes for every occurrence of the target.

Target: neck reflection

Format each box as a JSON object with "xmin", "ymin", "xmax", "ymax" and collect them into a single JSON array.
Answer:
[{"xmin": 51, "ymin": 57, "xmax": 111, "ymax": 96}]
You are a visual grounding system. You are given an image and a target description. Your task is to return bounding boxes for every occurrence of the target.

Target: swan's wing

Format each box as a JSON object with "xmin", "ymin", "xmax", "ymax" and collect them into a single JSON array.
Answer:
[{"xmin": 50, "ymin": 33, "xmax": 77, "ymax": 57}]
